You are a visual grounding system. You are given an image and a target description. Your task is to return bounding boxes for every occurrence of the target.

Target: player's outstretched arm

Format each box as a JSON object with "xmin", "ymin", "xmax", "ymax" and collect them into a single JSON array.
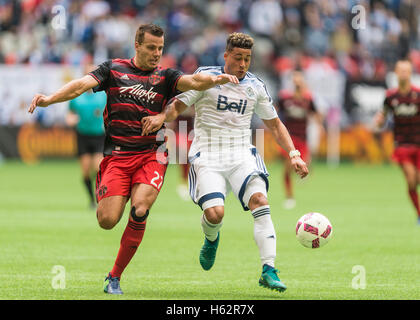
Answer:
[
  {"xmin": 263, "ymin": 117, "xmax": 309, "ymax": 179},
  {"xmin": 28, "ymin": 75, "xmax": 99, "ymax": 113},
  {"xmin": 141, "ymin": 98, "xmax": 188, "ymax": 136},
  {"xmin": 176, "ymin": 73, "xmax": 239, "ymax": 92},
  {"xmin": 373, "ymin": 110, "xmax": 386, "ymax": 129}
]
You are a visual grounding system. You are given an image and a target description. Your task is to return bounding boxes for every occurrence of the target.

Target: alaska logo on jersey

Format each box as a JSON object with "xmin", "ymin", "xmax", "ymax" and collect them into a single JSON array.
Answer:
[
  {"xmin": 393, "ymin": 103, "xmax": 418, "ymax": 116},
  {"xmin": 119, "ymin": 84, "xmax": 158, "ymax": 103},
  {"xmin": 217, "ymin": 94, "xmax": 247, "ymax": 114},
  {"xmin": 285, "ymin": 104, "xmax": 308, "ymax": 119}
]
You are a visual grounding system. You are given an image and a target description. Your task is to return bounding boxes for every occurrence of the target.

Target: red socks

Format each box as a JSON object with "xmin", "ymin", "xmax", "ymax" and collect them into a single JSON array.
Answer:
[
  {"xmin": 284, "ymin": 172, "xmax": 292, "ymax": 198},
  {"xmin": 408, "ymin": 189, "xmax": 420, "ymax": 218},
  {"xmin": 110, "ymin": 208, "xmax": 148, "ymax": 279},
  {"xmin": 181, "ymin": 164, "xmax": 189, "ymax": 181}
]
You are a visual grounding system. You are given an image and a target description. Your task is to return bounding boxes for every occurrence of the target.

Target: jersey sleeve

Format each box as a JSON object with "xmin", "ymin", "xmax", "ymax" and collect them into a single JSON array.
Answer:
[
  {"xmin": 89, "ymin": 60, "xmax": 112, "ymax": 92},
  {"xmin": 383, "ymin": 94, "xmax": 391, "ymax": 114},
  {"xmin": 175, "ymin": 89, "xmax": 204, "ymax": 107},
  {"xmin": 254, "ymin": 81, "xmax": 278, "ymax": 120},
  {"xmin": 165, "ymin": 68, "xmax": 183, "ymax": 97}
]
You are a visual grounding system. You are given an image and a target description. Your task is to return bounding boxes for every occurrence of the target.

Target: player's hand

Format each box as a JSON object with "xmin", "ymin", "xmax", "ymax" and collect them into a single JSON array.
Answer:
[
  {"xmin": 371, "ymin": 111, "xmax": 385, "ymax": 132},
  {"xmin": 66, "ymin": 113, "xmax": 79, "ymax": 127},
  {"xmin": 291, "ymin": 156, "xmax": 309, "ymax": 179},
  {"xmin": 214, "ymin": 74, "xmax": 239, "ymax": 85},
  {"xmin": 141, "ymin": 113, "xmax": 165, "ymax": 136},
  {"xmin": 28, "ymin": 94, "xmax": 51, "ymax": 113}
]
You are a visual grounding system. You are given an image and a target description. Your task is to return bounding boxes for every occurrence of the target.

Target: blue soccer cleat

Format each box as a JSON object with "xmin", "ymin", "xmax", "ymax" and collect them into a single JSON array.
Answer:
[
  {"xmin": 259, "ymin": 264, "xmax": 287, "ymax": 292},
  {"xmin": 199, "ymin": 233, "xmax": 220, "ymax": 271},
  {"xmin": 104, "ymin": 273, "xmax": 123, "ymax": 295}
]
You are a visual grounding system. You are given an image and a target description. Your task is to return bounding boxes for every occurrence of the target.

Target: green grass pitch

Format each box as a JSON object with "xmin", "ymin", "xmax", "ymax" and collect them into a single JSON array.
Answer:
[{"xmin": 0, "ymin": 159, "xmax": 419, "ymax": 300}]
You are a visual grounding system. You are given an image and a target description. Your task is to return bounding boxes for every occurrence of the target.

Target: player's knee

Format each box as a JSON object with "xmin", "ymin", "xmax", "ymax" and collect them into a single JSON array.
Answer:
[
  {"xmin": 406, "ymin": 178, "xmax": 417, "ymax": 190},
  {"xmin": 130, "ymin": 205, "xmax": 150, "ymax": 222},
  {"xmin": 248, "ymin": 192, "xmax": 268, "ymax": 209},
  {"xmin": 204, "ymin": 206, "xmax": 224, "ymax": 224},
  {"xmin": 96, "ymin": 209, "xmax": 119, "ymax": 230}
]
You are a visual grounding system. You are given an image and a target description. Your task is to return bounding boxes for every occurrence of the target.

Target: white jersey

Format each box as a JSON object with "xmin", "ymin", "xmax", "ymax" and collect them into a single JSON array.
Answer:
[{"xmin": 176, "ymin": 66, "xmax": 277, "ymax": 167}]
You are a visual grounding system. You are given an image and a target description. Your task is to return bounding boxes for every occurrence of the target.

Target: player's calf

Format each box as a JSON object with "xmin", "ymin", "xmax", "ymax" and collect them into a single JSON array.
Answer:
[{"xmin": 199, "ymin": 206, "xmax": 224, "ymax": 271}]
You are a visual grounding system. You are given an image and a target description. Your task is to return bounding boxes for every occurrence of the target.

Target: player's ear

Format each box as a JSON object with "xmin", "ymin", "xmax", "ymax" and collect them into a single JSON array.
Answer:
[{"xmin": 223, "ymin": 51, "xmax": 228, "ymax": 61}]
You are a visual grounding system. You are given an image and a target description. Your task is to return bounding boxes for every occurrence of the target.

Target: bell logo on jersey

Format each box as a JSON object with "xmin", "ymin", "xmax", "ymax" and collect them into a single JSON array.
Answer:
[{"xmin": 216, "ymin": 95, "xmax": 247, "ymax": 115}]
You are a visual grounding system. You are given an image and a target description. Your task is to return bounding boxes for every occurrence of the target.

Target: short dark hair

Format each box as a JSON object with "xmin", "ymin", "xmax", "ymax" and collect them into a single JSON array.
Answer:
[
  {"xmin": 226, "ymin": 33, "xmax": 254, "ymax": 52},
  {"xmin": 135, "ymin": 23, "xmax": 164, "ymax": 44}
]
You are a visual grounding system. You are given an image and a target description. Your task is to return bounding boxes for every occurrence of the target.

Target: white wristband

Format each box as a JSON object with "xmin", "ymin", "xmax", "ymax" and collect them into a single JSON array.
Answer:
[{"xmin": 289, "ymin": 150, "xmax": 301, "ymax": 159}]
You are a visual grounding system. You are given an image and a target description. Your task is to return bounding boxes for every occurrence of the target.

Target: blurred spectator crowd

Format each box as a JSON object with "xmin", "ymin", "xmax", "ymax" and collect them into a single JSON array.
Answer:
[{"xmin": 1, "ymin": 0, "xmax": 420, "ymax": 120}]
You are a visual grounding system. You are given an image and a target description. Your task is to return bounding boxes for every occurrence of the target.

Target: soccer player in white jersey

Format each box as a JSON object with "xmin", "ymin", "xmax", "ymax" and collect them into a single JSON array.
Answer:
[{"xmin": 141, "ymin": 33, "xmax": 308, "ymax": 292}]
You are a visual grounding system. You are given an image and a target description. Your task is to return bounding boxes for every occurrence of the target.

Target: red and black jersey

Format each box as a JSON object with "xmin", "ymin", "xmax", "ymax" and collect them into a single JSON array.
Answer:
[
  {"xmin": 89, "ymin": 58, "xmax": 183, "ymax": 156},
  {"xmin": 277, "ymin": 90, "xmax": 316, "ymax": 141},
  {"xmin": 384, "ymin": 85, "xmax": 420, "ymax": 147}
]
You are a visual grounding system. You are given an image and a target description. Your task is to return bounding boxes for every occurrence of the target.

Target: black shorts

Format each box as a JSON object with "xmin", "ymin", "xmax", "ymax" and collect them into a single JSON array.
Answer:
[{"xmin": 76, "ymin": 132, "xmax": 105, "ymax": 156}]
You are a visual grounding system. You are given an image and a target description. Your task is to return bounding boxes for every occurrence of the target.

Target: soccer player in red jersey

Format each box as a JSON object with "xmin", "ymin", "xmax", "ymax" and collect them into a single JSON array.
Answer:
[
  {"xmin": 28, "ymin": 23, "xmax": 239, "ymax": 294},
  {"xmin": 277, "ymin": 70, "xmax": 323, "ymax": 209},
  {"xmin": 375, "ymin": 60, "xmax": 420, "ymax": 224}
]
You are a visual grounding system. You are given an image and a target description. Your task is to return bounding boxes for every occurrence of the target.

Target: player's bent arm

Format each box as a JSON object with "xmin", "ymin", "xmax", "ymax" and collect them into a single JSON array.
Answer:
[
  {"xmin": 263, "ymin": 117, "xmax": 309, "ymax": 178},
  {"xmin": 176, "ymin": 73, "xmax": 239, "ymax": 92},
  {"xmin": 28, "ymin": 75, "xmax": 99, "ymax": 113},
  {"xmin": 141, "ymin": 98, "xmax": 188, "ymax": 136},
  {"xmin": 312, "ymin": 111, "xmax": 326, "ymax": 137},
  {"xmin": 164, "ymin": 98, "xmax": 188, "ymax": 122},
  {"xmin": 263, "ymin": 117, "xmax": 296, "ymax": 154}
]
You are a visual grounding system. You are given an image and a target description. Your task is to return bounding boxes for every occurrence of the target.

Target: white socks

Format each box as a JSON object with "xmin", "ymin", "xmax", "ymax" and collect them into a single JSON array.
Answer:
[
  {"xmin": 200, "ymin": 205, "xmax": 276, "ymax": 268},
  {"xmin": 201, "ymin": 214, "xmax": 222, "ymax": 242},
  {"xmin": 252, "ymin": 205, "xmax": 276, "ymax": 267}
]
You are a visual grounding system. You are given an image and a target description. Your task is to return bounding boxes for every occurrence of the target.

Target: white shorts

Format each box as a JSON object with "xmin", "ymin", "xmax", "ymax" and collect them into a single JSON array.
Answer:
[{"xmin": 188, "ymin": 147, "xmax": 269, "ymax": 211}]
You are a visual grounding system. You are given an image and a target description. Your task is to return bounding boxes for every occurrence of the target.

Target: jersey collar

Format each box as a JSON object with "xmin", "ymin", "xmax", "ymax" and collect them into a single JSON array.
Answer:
[{"xmin": 131, "ymin": 58, "xmax": 157, "ymax": 73}]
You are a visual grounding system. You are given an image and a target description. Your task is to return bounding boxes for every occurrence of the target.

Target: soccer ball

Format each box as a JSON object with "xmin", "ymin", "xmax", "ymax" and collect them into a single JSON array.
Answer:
[{"xmin": 295, "ymin": 212, "xmax": 333, "ymax": 248}]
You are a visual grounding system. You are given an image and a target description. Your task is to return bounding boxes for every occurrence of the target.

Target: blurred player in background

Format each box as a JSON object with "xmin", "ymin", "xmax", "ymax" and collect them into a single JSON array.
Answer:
[
  {"xmin": 28, "ymin": 23, "xmax": 238, "ymax": 295},
  {"xmin": 66, "ymin": 63, "xmax": 107, "ymax": 209},
  {"xmin": 277, "ymin": 70, "xmax": 323, "ymax": 209},
  {"xmin": 171, "ymin": 108, "xmax": 195, "ymax": 200},
  {"xmin": 374, "ymin": 60, "xmax": 420, "ymax": 224},
  {"xmin": 142, "ymin": 33, "xmax": 308, "ymax": 292}
]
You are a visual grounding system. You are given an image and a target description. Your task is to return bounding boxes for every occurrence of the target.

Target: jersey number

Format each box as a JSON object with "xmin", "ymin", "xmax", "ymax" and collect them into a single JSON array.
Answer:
[{"xmin": 151, "ymin": 171, "xmax": 163, "ymax": 190}]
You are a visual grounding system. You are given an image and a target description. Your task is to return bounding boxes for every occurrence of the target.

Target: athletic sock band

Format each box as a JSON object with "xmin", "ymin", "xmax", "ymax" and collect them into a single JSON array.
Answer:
[{"xmin": 251, "ymin": 205, "xmax": 270, "ymax": 219}]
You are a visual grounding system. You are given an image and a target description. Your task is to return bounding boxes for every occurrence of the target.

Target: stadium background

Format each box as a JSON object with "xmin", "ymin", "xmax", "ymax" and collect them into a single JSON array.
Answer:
[
  {"xmin": 2, "ymin": 0, "xmax": 419, "ymax": 164},
  {"xmin": 1, "ymin": 0, "xmax": 420, "ymax": 301}
]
